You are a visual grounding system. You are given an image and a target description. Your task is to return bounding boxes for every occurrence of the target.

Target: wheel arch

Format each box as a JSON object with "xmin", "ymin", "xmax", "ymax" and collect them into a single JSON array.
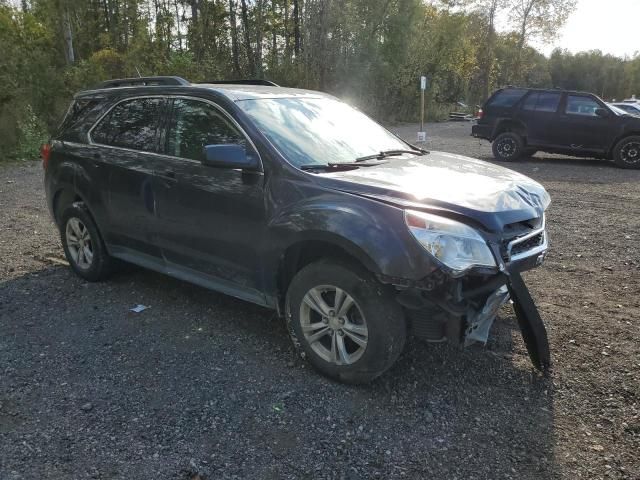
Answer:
[
  {"xmin": 609, "ymin": 131, "xmax": 640, "ymax": 157},
  {"xmin": 52, "ymin": 187, "xmax": 85, "ymax": 226},
  {"xmin": 276, "ymin": 235, "xmax": 380, "ymax": 310},
  {"xmin": 492, "ymin": 119, "xmax": 527, "ymax": 142}
]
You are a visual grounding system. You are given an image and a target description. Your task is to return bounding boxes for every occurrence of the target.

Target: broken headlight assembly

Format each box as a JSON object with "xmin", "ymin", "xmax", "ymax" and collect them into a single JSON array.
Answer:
[{"xmin": 404, "ymin": 210, "xmax": 496, "ymax": 276}]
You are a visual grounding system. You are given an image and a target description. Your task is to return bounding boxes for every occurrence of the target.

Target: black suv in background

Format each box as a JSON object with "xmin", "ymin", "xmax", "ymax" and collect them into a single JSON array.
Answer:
[
  {"xmin": 472, "ymin": 87, "xmax": 640, "ymax": 168},
  {"xmin": 44, "ymin": 76, "xmax": 552, "ymax": 383}
]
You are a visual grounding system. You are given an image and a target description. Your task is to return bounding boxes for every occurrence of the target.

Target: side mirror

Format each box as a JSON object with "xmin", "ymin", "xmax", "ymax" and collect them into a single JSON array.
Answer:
[
  {"xmin": 594, "ymin": 108, "xmax": 609, "ymax": 118},
  {"xmin": 202, "ymin": 144, "xmax": 260, "ymax": 170}
]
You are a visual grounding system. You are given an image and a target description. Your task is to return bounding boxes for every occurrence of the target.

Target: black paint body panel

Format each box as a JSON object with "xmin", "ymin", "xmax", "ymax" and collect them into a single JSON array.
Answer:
[{"xmin": 46, "ymin": 85, "xmax": 550, "ymax": 309}]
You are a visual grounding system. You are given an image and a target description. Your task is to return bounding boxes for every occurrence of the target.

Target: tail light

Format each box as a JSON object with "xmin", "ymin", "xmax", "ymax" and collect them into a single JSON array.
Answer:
[
  {"xmin": 477, "ymin": 108, "xmax": 484, "ymax": 119},
  {"xmin": 40, "ymin": 143, "xmax": 51, "ymax": 169}
]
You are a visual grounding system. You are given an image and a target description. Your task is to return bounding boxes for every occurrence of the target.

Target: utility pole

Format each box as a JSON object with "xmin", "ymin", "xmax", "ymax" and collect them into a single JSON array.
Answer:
[{"xmin": 418, "ymin": 76, "xmax": 427, "ymax": 143}]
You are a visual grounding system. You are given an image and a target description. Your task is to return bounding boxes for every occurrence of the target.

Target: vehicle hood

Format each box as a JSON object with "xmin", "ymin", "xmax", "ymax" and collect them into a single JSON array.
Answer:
[{"xmin": 316, "ymin": 151, "xmax": 550, "ymax": 232}]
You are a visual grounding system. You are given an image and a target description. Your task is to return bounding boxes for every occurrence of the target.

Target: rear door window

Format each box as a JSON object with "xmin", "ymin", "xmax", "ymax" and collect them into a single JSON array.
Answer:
[
  {"xmin": 488, "ymin": 89, "xmax": 528, "ymax": 108},
  {"xmin": 165, "ymin": 99, "xmax": 246, "ymax": 161},
  {"xmin": 91, "ymin": 97, "xmax": 164, "ymax": 152},
  {"xmin": 522, "ymin": 92, "xmax": 561, "ymax": 113}
]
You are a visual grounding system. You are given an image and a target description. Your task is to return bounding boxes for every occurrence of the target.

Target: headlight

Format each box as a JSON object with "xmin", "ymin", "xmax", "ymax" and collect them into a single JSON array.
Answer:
[{"xmin": 404, "ymin": 210, "xmax": 497, "ymax": 275}]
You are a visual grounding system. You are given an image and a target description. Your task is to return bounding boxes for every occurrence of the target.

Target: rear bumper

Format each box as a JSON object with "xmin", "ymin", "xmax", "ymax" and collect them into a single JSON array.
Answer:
[{"xmin": 471, "ymin": 124, "xmax": 491, "ymax": 140}]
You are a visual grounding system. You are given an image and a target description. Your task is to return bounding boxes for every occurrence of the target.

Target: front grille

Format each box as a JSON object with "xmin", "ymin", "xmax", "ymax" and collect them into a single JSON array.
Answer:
[
  {"xmin": 501, "ymin": 216, "xmax": 546, "ymax": 262},
  {"xmin": 511, "ymin": 232, "xmax": 544, "ymax": 257}
]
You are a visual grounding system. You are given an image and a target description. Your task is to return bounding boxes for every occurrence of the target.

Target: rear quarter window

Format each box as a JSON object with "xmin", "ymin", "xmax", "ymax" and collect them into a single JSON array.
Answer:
[
  {"xmin": 56, "ymin": 98, "xmax": 105, "ymax": 137},
  {"xmin": 487, "ymin": 89, "xmax": 528, "ymax": 108}
]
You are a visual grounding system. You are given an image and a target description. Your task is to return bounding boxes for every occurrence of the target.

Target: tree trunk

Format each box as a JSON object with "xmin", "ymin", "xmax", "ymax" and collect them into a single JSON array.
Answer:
[
  {"xmin": 318, "ymin": 0, "xmax": 330, "ymax": 90},
  {"xmin": 283, "ymin": 0, "xmax": 290, "ymax": 62},
  {"xmin": 191, "ymin": 0, "xmax": 203, "ymax": 61},
  {"xmin": 240, "ymin": 0, "xmax": 256, "ymax": 75},
  {"xmin": 190, "ymin": 0, "xmax": 198, "ymax": 23},
  {"xmin": 482, "ymin": 0, "xmax": 499, "ymax": 100},
  {"xmin": 255, "ymin": 0, "xmax": 264, "ymax": 77},
  {"xmin": 515, "ymin": 0, "xmax": 534, "ymax": 82},
  {"xmin": 271, "ymin": 0, "xmax": 277, "ymax": 69},
  {"xmin": 102, "ymin": 0, "xmax": 111, "ymax": 33},
  {"xmin": 62, "ymin": 9, "xmax": 75, "ymax": 64},
  {"xmin": 293, "ymin": 0, "xmax": 301, "ymax": 60},
  {"xmin": 229, "ymin": 0, "xmax": 241, "ymax": 76},
  {"xmin": 174, "ymin": 0, "xmax": 182, "ymax": 52}
]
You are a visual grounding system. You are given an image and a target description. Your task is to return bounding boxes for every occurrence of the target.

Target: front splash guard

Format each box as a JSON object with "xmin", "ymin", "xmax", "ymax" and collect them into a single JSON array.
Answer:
[
  {"xmin": 465, "ymin": 285, "xmax": 510, "ymax": 346},
  {"xmin": 507, "ymin": 271, "xmax": 551, "ymax": 373}
]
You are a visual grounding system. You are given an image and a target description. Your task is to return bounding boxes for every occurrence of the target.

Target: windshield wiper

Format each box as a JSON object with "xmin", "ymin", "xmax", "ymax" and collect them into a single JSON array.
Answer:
[
  {"xmin": 355, "ymin": 149, "xmax": 428, "ymax": 162},
  {"xmin": 300, "ymin": 160, "xmax": 387, "ymax": 172}
]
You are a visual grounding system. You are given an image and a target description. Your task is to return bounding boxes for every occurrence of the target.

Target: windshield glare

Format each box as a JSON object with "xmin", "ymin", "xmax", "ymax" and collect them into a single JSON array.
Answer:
[{"xmin": 237, "ymin": 97, "xmax": 409, "ymax": 167}]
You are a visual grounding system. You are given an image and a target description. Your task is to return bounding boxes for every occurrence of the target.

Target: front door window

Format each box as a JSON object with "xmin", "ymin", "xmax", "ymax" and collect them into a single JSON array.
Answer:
[{"xmin": 166, "ymin": 99, "xmax": 246, "ymax": 161}]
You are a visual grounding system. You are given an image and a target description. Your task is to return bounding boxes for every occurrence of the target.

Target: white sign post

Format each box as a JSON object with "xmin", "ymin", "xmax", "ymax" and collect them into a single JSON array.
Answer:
[{"xmin": 417, "ymin": 75, "xmax": 427, "ymax": 143}]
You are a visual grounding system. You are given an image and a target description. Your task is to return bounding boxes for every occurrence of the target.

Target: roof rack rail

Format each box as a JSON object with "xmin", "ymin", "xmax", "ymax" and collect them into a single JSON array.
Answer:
[
  {"xmin": 96, "ymin": 76, "xmax": 190, "ymax": 89},
  {"xmin": 200, "ymin": 79, "xmax": 280, "ymax": 87}
]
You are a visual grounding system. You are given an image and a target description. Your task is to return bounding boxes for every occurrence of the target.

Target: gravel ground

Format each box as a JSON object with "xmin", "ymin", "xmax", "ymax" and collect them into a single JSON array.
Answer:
[{"xmin": 1, "ymin": 122, "xmax": 639, "ymax": 479}]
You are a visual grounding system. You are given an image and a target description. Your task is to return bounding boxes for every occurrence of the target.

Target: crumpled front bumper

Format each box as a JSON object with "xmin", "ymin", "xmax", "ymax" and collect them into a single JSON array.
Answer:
[
  {"xmin": 464, "ymin": 284, "xmax": 510, "ymax": 346},
  {"xmin": 463, "ymin": 271, "xmax": 550, "ymax": 372},
  {"xmin": 396, "ymin": 267, "xmax": 551, "ymax": 373}
]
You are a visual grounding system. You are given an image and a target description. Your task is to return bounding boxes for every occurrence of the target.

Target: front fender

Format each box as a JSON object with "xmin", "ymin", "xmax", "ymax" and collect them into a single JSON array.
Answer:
[{"xmin": 266, "ymin": 187, "xmax": 441, "ymax": 282}]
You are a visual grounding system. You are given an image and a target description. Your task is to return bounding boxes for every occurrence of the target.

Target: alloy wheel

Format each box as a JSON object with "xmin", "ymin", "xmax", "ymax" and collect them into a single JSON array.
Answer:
[
  {"xmin": 497, "ymin": 138, "xmax": 517, "ymax": 158},
  {"xmin": 620, "ymin": 141, "xmax": 640, "ymax": 165},
  {"xmin": 65, "ymin": 217, "xmax": 94, "ymax": 269},
  {"xmin": 299, "ymin": 285, "xmax": 368, "ymax": 365}
]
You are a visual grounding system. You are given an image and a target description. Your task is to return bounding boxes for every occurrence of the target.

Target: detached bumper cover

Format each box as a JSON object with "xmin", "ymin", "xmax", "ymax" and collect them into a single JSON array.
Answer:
[
  {"xmin": 466, "ymin": 270, "xmax": 550, "ymax": 371},
  {"xmin": 507, "ymin": 271, "xmax": 551, "ymax": 372},
  {"xmin": 462, "ymin": 273, "xmax": 550, "ymax": 373}
]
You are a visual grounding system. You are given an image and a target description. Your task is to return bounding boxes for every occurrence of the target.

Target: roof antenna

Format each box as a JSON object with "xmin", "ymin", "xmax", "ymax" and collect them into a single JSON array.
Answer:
[{"xmin": 135, "ymin": 66, "xmax": 142, "ymax": 78}]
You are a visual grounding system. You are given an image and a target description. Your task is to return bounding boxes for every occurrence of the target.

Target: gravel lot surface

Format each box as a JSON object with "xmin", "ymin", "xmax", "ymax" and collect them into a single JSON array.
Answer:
[{"xmin": 1, "ymin": 122, "xmax": 639, "ymax": 479}]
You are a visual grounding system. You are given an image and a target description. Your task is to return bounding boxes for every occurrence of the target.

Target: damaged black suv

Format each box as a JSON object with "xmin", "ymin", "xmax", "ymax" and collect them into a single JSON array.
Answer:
[
  {"xmin": 44, "ymin": 76, "xmax": 551, "ymax": 383},
  {"xmin": 473, "ymin": 87, "xmax": 640, "ymax": 168}
]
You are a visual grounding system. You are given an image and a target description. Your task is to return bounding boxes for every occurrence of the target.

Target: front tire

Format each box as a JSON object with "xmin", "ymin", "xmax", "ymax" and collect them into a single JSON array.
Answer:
[
  {"xmin": 492, "ymin": 132, "xmax": 524, "ymax": 161},
  {"xmin": 613, "ymin": 135, "xmax": 640, "ymax": 169},
  {"xmin": 286, "ymin": 259, "xmax": 406, "ymax": 384},
  {"xmin": 60, "ymin": 202, "xmax": 114, "ymax": 282}
]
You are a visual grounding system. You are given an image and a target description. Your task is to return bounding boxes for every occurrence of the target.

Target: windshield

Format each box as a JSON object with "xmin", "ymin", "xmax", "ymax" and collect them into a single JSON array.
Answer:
[
  {"xmin": 237, "ymin": 96, "xmax": 409, "ymax": 167},
  {"xmin": 609, "ymin": 105, "xmax": 629, "ymax": 116}
]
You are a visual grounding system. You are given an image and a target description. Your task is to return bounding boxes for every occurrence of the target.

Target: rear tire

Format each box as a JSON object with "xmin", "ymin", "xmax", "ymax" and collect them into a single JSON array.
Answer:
[
  {"xmin": 613, "ymin": 135, "xmax": 640, "ymax": 169},
  {"xmin": 492, "ymin": 132, "xmax": 524, "ymax": 161},
  {"xmin": 286, "ymin": 259, "xmax": 406, "ymax": 384},
  {"xmin": 60, "ymin": 202, "xmax": 114, "ymax": 282}
]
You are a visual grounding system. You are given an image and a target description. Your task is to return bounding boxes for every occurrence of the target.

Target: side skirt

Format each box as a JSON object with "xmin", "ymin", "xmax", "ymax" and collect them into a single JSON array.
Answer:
[{"xmin": 109, "ymin": 245, "xmax": 276, "ymax": 310}]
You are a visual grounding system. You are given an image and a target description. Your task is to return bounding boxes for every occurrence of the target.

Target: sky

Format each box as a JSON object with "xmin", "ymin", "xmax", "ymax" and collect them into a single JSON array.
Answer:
[{"xmin": 531, "ymin": 0, "xmax": 640, "ymax": 58}]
